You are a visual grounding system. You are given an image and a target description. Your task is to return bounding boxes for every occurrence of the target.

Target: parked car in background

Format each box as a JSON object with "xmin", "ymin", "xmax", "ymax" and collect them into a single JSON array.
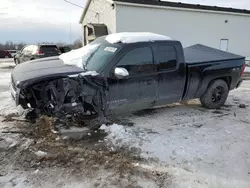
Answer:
[
  {"xmin": 15, "ymin": 44, "xmax": 61, "ymax": 64},
  {"xmin": 7, "ymin": 50, "xmax": 17, "ymax": 58},
  {"xmin": 0, "ymin": 50, "xmax": 12, "ymax": 58},
  {"xmin": 59, "ymin": 46, "xmax": 71, "ymax": 53},
  {"xmin": 13, "ymin": 51, "xmax": 20, "ymax": 64}
]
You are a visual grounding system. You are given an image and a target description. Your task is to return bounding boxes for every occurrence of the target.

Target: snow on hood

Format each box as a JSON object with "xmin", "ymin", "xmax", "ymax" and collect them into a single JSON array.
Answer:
[
  {"xmin": 80, "ymin": 71, "xmax": 99, "ymax": 76},
  {"xmin": 105, "ymin": 32, "xmax": 172, "ymax": 44},
  {"xmin": 59, "ymin": 44, "xmax": 100, "ymax": 69},
  {"xmin": 68, "ymin": 71, "xmax": 99, "ymax": 78}
]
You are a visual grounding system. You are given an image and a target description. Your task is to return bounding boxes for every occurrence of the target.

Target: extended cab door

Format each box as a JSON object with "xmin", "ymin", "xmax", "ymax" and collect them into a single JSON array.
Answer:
[
  {"xmin": 107, "ymin": 46, "xmax": 157, "ymax": 114},
  {"xmin": 153, "ymin": 43, "xmax": 186, "ymax": 105}
]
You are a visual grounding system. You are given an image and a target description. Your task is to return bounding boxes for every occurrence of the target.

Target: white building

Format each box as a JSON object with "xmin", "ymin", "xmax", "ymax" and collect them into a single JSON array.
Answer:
[{"xmin": 79, "ymin": 0, "xmax": 250, "ymax": 57}]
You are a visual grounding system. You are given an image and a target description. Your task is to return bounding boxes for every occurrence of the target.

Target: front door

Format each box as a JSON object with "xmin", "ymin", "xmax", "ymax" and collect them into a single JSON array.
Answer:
[
  {"xmin": 108, "ymin": 46, "xmax": 157, "ymax": 114},
  {"xmin": 153, "ymin": 45, "xmax": 186, "ymax": 105}
]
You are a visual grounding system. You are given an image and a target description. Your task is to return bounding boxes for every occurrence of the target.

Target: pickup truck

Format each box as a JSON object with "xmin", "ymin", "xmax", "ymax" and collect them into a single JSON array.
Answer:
[{"xmin": 10, "ymin": 33, "xmax": 245, "ymax": 124}]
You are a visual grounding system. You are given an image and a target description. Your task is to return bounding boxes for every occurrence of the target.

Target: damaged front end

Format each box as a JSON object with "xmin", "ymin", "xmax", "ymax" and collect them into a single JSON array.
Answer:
[{"xmin": 14, "ymin": 74, "xmax": 109, "ymax": 127}]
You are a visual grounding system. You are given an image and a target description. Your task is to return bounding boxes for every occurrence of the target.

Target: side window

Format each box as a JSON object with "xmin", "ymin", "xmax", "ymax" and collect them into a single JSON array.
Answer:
[
  {"xmin": 156, "ymin": 46, "xmax": 177, "ymax": 71},
  {"xmin": 116, "ymin": 47, "xmax": 154, "ymax": 75}
]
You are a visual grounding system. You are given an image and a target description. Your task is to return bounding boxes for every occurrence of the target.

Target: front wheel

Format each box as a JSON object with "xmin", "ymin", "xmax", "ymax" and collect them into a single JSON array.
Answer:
[{"xmin": 200, "ymin": 79, "xmax": 229, "ymax": 109}]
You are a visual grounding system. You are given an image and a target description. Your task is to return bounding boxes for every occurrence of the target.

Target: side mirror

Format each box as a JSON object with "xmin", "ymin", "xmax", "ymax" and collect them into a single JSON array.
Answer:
[{"xmin": 114, "ymin": 67, "xmax": 129, "ymax": 79}]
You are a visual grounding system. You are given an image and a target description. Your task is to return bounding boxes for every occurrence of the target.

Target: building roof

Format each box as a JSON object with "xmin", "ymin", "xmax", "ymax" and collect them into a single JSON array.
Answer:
[
  {"xmin": 114, "ymin": 0, "xmax": 250, "ymax": 15},
  {"xmin": 80, "ymin": 0, "xmax": 250, "ymax": 23}
]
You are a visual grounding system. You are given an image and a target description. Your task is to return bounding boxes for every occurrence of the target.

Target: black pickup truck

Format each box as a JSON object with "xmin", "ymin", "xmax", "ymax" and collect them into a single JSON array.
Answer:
[{"xmin": 10, "ymin": 33, "xmax": 245, "ymax": 124}]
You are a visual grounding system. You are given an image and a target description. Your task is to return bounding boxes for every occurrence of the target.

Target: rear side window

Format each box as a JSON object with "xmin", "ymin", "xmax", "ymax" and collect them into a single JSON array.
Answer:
[
  {"xmin": 156, "ymin": 46, "xmax": 177, "ymax": 70},
  {"xmin": 116, "ymin": 47, "xmax": 154, "ymax": 75},
  {"xmin": 39, "ymin": 45, "xmax": 59, "ymax": 53}
]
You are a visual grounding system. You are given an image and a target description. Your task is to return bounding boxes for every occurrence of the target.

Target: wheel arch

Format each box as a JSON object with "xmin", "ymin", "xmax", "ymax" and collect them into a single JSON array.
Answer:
[{"xmin": 197, "ymin": 76, "xmax": 231, "ymax": 97}]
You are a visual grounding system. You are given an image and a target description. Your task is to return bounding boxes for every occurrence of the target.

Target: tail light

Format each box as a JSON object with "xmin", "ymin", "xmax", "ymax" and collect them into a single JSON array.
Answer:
[
  {"xmin": 240, "ymin": 64, "xmax": 246, "ymax": 77},
  {"xmin": 56, "ymin": 48, "xmax": 62, "ymax": 55},
  {"xmin": 36, "ymin": 51, "xmax": 44, "ymax": 55}
]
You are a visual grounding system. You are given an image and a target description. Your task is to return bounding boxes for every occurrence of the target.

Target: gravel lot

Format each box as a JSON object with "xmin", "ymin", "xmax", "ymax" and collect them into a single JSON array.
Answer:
[{"xmin": 0, "ymin": 59, "xmax": 249, "ymax": 188}]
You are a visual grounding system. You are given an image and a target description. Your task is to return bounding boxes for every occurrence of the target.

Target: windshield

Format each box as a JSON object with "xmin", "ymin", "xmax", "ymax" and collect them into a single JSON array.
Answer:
[{"xmin": 85, "ymin": 44, "xmax": 120, "ymax": 72}]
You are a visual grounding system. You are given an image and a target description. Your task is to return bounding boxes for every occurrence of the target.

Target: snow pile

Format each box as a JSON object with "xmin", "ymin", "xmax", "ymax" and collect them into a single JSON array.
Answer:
[
  {"xmin": 106, "ymin": 32, "xmax": 172, "ymax": 44},
  {"xmin": 100, "ymin": 124, "xmax": 146, "ymax": 150},
  {"xmin": 59, "ymin": 44, "xmax": 100, "ymax": 69},
  {"xmin": 35, "ymin": 151, "xmax": 48, "ymax": 157}
]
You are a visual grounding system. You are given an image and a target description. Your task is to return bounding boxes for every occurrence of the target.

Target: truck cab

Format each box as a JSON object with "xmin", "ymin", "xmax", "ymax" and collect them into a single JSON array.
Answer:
[{"xmin": 101, "ymin": 40, "xmax": 186, "ymax": 113}]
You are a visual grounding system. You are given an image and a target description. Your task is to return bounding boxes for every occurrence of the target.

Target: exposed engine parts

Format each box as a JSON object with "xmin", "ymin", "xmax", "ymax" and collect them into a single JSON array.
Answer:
[{"xmin": 20, "ymin": 75, "xmax": 108, "ymax": 126}]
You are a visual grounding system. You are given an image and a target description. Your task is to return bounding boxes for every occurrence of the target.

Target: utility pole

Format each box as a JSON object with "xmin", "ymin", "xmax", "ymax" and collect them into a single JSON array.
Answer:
[{"xmin": 70, "ymin": 22, "xmax": 72, "ymax": 44}]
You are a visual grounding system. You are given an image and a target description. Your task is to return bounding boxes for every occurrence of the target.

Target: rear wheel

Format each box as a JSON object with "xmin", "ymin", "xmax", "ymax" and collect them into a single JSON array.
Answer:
[
  {"xmin": 200, "ymin": 79, "xmax": 229, "ymax": 109},
  {"xmin": 4, "ymin": 55, "xmax": 8, "ymax": 58}
]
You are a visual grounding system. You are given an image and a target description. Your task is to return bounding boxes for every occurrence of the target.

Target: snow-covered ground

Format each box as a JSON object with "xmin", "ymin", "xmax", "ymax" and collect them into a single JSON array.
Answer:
[
  {"xmin": 245, "ymin": 66, "xmax": 250, "ymax": 72},
  {"xmin": 0, "ymin": 59, "xmax": 250, "ymax": 187},
  {"xmin": 101, "ymin": 84, "xmax": 250, "ymax": 187},
  {"xmin": 0, "ymin": 61, "xmax": 18, "ymax": 116}
]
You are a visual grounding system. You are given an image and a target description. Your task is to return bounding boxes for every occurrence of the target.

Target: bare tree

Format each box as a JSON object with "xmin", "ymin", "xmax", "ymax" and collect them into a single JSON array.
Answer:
[{"xmin": 0, "ymin": 42, "xmax": 26, "ymax": 50}]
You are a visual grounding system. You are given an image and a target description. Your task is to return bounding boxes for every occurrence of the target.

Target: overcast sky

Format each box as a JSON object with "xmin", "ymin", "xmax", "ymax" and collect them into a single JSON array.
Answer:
[{"xmin": 1, "ymin": 0, "xmax": 250, "ymax": 44}]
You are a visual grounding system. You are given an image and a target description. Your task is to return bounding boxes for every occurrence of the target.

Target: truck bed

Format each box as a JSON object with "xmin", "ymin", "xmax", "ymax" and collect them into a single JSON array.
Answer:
[
  {"xmin": 183, "ymin": 44, "xmax": 245, "ymax": 101},
  {"xmin": 184, "ymin": 44, "xmax": 245, "ymax": 64}
]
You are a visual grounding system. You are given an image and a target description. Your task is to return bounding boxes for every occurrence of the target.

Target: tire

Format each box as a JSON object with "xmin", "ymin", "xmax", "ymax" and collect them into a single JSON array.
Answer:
[
  {"xmin": 14, "ymin": 59, "xmax": 17, "ymax": 64},
  {"xmin": 200, "ymin": 79, "xmax": 229, "ymax": 109},
  {"xmin": 17, "ymin": 59, "xmax": 21, "ymax": 64},
  {"xmin": 4, "ymin": 55, "xmax": 8, "ymax": 58}
]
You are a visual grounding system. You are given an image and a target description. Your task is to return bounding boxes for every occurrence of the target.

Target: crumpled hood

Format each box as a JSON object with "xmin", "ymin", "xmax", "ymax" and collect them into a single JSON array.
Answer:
[{"xmin": 12, "ymin": 57, "xmax": 84, "ymax": 88}]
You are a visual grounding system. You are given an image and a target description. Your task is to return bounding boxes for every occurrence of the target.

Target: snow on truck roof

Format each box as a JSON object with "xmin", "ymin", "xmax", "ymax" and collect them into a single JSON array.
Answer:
[
  {"xmin": 105, "ymin": 32, "xmax": 172, "ymax": 44},
  {"xmin": 60, "ymin": 32, "xmax": 172, "ymax": 69}
]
